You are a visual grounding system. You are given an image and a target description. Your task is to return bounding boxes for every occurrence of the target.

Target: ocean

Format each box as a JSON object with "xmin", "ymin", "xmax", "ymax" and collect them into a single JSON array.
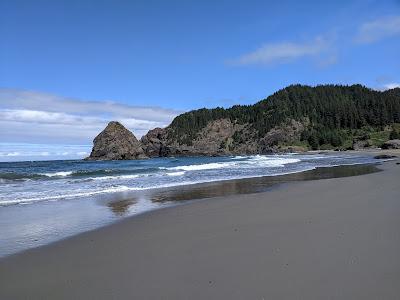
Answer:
[{"xmin": 0, "ymin": 153, "xmax": 380, "ymax": 257}]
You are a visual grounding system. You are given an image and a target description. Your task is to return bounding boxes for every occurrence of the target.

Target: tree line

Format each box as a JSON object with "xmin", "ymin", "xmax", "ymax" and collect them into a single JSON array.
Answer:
[{"xmin": 168, "ymin": 84, "xmax": 400, "ymax": 148}]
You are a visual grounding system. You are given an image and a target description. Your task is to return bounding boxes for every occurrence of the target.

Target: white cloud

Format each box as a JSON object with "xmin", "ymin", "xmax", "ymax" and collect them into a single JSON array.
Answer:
[
  {"xmin": 0, "ymin": 89, "xmax": 182, "ymax": 145},
  {"xmin": 0, "ymin": 89, "xmax": 179, "ymax": 123},
  {"xmin": 0, "ymin": 143, "xmax": 92, "ymax": 162},
  {"xmin": 355, "ymin": 15, "xmax": 400, "ymax": 44},
  {"xmin": 0, "ymin": 152, "xmax": 21, "ymax": 157},
  {"xmin": 0, "ymin": 109, "xmax": 99, "ymax": 125},
  {"xmin": 77, "ymin": 151, "xmax": 88, "ymax": 156},
  {"xmin": 229, "ymin": 36, "xmax": 330, "ymax": 66},
  {"xmin": 0, "ymin": 109, "xmax": 163, "ymax": 130},
  {"xmin": 382, "ymin": 82, "xmax": 400, "ymax": 90}
]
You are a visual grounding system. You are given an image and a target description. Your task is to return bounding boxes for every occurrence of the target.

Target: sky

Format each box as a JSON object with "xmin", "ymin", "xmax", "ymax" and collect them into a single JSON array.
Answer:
[{"xmin": 0, "ymin": 0, "xmax": 400, "ymax": 161}]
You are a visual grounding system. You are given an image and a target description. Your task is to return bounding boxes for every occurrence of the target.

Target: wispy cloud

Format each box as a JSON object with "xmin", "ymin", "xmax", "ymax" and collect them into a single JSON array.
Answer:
[
  {"xmin": 0, "ymin": 143, "xmax": 92, "ymax": 162},
  {"xmin": 373, "ymin": 76, "xmax": 400, "ymax": 91},
  {"xmin": 0, "ymin": 89, "xmax": 179, "ymax": 124},
  {"xmin": 0, "ymin": 89, "xmax": 182, "ymax": 146},
  {"xmin": 229, "ymin": 14, "xmax": 400, "ymax": 67},
  {"xmin": 228, "ymin": 36, "xmax": 331, "ymax": 66},
  {"xmin": 382, "ymin": 82, "xmax": 400, "ymax": 90},
  {"xmin": 355, "ymin": 15, "xmax": 400, "ymax": 44}
]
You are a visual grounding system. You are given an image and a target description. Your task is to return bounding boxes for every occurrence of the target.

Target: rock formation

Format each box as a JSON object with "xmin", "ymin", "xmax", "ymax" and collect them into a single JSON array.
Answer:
[
  {"xmin": 86, "ymin": 118, "xmax": 309, "ymax": 161},
  {"xmin": 85, "ymin": 84, "xmax": 400, "ymax": 160},
  {"xmin": 140, "ymin": 118, "xmax": 306, "ymax": 157},
  {"xmin": 382, "ymin": 139, "xmax": 400, "ymax": 149},
  {"xmin": 140, "ymin": 127, "xmax": 170, "ymax": 157},
  {"xmin": 86, "ymin": 121, "xmax": 147, "ymax": 160}
]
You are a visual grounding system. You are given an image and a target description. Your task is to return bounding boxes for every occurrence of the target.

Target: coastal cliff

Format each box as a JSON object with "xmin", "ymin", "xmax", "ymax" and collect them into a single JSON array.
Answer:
[
  {"xmin": 140, "ymin": 118, "xmax": 306, "ymax": 157},
  {"xmin": 87, "ymin": 84, "xmax": 400, "ymax": 160}
]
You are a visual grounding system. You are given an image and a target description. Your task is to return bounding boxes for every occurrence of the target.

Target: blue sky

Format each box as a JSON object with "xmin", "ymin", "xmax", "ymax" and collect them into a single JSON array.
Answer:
[{"xmin": 0, "ymin": 0, "xmax": 400, "ymax": 161}]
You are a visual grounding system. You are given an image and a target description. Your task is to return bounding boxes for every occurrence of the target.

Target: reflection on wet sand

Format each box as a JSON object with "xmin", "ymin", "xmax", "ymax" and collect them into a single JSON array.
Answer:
[
  {"xmin": 104, "ymin": 164, "xmax": 380, "ymax": 216},
  {"xmin": 107, "ymin": 199, "xmax": 137, "ymax": 216}
]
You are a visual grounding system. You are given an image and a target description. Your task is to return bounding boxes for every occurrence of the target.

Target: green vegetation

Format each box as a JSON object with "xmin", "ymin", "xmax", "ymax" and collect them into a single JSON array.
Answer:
[
  {"xmin": 169, "ymin": 84, "xmax": 400, "ymax": 149},
  {"xmin": 389, "ymin": 128, "xmax": 400, "ymax": 139}
]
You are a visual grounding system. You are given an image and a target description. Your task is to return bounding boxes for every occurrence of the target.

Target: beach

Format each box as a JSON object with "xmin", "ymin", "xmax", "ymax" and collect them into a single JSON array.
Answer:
[
  {"xmin": 0, "ymin": 152, "xmax": 380, "ymax": 257},
  {"xmin": 0, "ymin": 154, "xmax": 399, "ymax": 299}
]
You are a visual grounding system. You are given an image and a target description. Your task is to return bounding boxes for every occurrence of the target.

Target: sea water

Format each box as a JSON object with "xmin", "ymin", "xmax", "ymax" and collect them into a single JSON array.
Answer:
[{"xmin": 0, "ymin": 153, "xmax": 379, "ymax": 257}]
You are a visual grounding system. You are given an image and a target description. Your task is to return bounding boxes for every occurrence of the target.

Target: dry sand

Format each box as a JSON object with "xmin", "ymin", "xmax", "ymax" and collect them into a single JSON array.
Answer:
[{"xmin": 1, "ymin": 156, "xmax": 399, "ymax": 299}]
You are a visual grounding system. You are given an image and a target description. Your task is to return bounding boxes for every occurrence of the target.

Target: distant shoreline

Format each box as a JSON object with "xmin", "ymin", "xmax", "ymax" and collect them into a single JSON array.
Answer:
[{"xmin": 0, "ymin": 147, "xmax": 395, "ymax": 163}]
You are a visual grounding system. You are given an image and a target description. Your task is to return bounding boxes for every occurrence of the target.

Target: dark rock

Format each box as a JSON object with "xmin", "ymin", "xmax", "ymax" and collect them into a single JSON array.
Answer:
[
  {"xmin": 374, "ymin": 154, "xmax": 397, "ymax": 159},
  {"xmin": 86, "ymin": 121, "xmax": 147, "ymax": 160},
  {"xmin": 140, "ymin": 127, "xmax": 169, "ymax": 157},
  {"xmin": 381, "ymin": 139, "xmax": 400, "ymax": 149}
]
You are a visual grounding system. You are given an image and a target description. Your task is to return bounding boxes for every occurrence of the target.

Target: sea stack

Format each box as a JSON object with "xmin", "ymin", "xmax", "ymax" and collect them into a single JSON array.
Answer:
[{"xmin": 86, "ymin": 121, "xmax": 148, "ymax": 160}]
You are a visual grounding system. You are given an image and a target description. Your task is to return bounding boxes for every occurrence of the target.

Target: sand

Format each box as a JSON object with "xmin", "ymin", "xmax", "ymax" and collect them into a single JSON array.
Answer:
[{"xmin": 1, "ymin": 156, "xmax": 399, "ymax": 299}]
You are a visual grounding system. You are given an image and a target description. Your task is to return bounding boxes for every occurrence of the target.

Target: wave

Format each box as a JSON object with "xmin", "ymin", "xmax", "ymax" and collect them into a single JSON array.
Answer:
[
  {"xmin": 0, "ymin": 154, "xmax": 378, "ymax": 206},
  {"xmin": 0, "ymin": 167, "xmax": 160, "ymax": 182},
  {"xmin": 40, "ymin": 171, "xmax": 73, "ymax": 177},
  {"xmin": 166, "ymin": 171, "xmax": 185, "ymax": 176},
  {"xmin": 244, "ymin": 156, "xmax": 300, "ymax": 167},
  {"xmin": 163, "ymin": 156, "xmax": 300, "ymax": 172},
  {"xmin": 0, "ymin": 172, "xmax": 45, "ymax": 182},
  {"xmin": 165, "ymin": 162, "xmax": 233, "ymax": 171},
  {"xmin": 229, "ymin": 155, "xmax": 247, "ymax": 160},
  {"xmin": 0, "ymin": 161, "xmax": 377, "ymax": 206},
  {"xmin": 0, "ymin": 185, "xmax": 140, "ymax": 206},
  {"xmin": 88, "ymin": 174, "xmax": 150, "ymax": 181},
  {"xmin": 0, "ymin": 165, "xmax": 316, "ymax": 206},
  {"xmin": 72, "ymin": 171, "xmax": 186, "ymax": 182},
  {"xmin": 0, "ymin": 155, "xmax": 302, "ymax": 183}
]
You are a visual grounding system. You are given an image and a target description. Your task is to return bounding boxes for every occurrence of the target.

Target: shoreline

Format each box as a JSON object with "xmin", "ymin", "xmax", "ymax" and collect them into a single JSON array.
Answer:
[
  {"xmin": 0, "ymin": 156, "xmax": 383, "ymax": 258},
  {"xmin": 1, "ymin": 153, "xmax": 399, "ymax": 299},
  {"xmin": 0, "ymin": 150, "xmax": 387, "ymax": 208},
  {"xmin": 1, "ymin": 163, "xmax": 381, "ymax": 256}
]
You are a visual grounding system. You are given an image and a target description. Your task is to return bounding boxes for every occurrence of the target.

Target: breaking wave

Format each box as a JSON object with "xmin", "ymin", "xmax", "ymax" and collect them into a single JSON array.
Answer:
[{"xmin": 0, "ymin": 154, "xmax": 377, "ymax": 206}]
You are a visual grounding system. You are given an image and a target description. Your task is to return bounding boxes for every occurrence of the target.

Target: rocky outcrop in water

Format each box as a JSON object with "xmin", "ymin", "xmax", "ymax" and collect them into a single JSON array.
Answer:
[{"xmin": 86, "ymin": 121, "xmax": 147, "ymax": 160}]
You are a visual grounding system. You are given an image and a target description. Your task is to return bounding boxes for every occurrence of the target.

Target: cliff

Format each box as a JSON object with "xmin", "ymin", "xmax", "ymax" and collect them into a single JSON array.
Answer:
[{"xmin": 140, "ymin": 118, "xmax": 306, "ymax": 157}]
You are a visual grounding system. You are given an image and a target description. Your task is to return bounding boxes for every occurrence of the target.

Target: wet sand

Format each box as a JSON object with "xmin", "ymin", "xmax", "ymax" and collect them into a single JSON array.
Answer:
[{"xmin": 0, "ymin": 155, "xmax": 399, "ymax": 299}]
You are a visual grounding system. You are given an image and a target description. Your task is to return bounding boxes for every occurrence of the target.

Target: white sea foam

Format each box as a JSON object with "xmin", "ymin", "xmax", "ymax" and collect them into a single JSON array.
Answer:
[
  {"xmin": 0, "ymin": 185, "xmax": 140, "ymax": 206},
  {"xmin": 40, "ymin": 171, "xmax": 73, "ymax": 177},
  {"xmin": 229, "ymin": 155, "xmax": 247, "ymax": 160},
  {"xmin": 89, "ymin": 174, "xmax": 143, "ymax": 181},
  {"xmin": 166, "ymin": 171, "xmax": 185, "ymax": 176},
  {"xmin": 165, "ymin": 156, "xmax": 300, "ymax": 171},
  {"xmin": 245, "ymin": 155, "xmax": 300, "ymax": 167},
  {"xmin": 166, "ymin": 162, "xmax": 234, "ymax": 171},
  {"xmin": 0, "ymin": 154, "xmax": 377, "ymax": 207}
]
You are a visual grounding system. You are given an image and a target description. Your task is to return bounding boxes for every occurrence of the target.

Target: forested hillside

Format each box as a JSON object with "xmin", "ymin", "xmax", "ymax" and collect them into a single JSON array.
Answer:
[{"xmin": 168, "ymin": 84, "xmax": 400, "ymax": 149}]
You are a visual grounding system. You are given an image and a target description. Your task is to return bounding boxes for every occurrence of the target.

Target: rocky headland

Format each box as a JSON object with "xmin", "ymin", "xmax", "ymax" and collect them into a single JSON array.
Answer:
[{"xmin": 86, "ymin": 84, "xmax": 400, "ymax": 160}]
